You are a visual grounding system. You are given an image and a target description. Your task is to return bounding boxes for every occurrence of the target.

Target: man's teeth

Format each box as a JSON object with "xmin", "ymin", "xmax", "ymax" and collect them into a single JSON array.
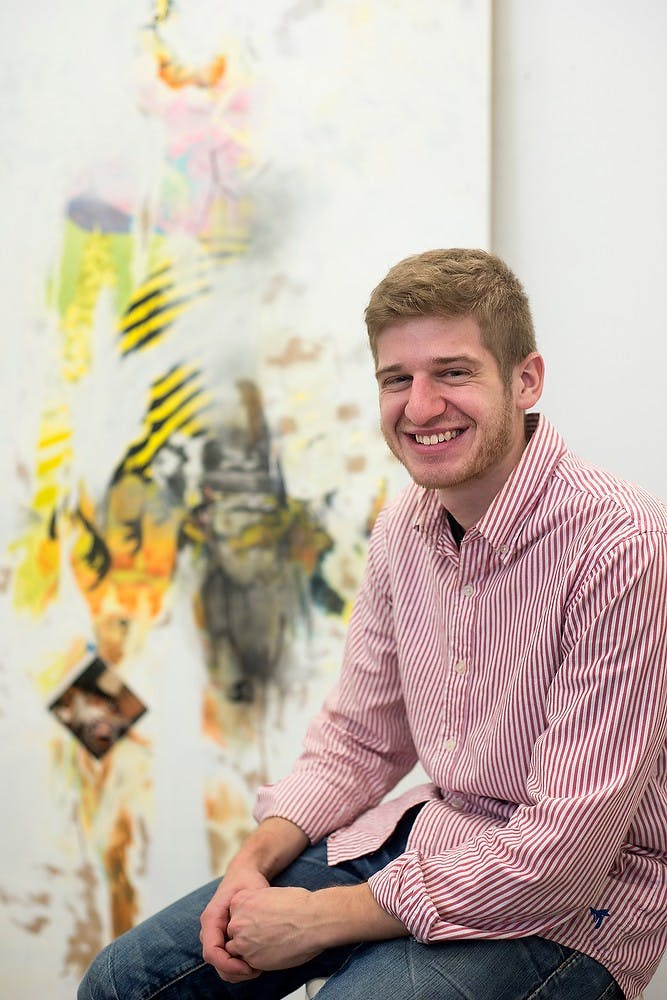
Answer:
[{"xmin": 415, "ymin": 430, "xmax": 462, "ymax": 445}]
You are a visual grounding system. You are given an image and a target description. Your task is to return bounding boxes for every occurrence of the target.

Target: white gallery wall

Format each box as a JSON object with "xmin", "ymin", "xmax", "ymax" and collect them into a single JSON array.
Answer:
[
  {"xmin": 492, "ymin": 3, "xmax": 667, "ymax": 996},
  {"xmin": 493, "ymin": 0, "xmax": 667, "ymax": 503}
]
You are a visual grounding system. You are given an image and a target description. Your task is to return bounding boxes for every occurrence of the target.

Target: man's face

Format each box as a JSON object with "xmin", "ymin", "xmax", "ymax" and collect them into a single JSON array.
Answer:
[{"xmin": 375, "ymin": 314, "xmax": 541, "ymax": 525}]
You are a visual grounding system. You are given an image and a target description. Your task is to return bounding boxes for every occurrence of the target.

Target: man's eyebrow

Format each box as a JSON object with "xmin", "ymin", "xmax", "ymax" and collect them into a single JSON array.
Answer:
[
  {"xmin": 375, "ymin": 354, "xmax": 478, "ymax": 378},
  {"xmin": 375, "ymin": 362, "xmax": 404, "ymax": 378}
]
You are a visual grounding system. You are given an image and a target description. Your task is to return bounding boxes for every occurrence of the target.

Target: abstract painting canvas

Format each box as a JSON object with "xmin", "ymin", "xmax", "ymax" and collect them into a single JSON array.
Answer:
[{"xmin": 0, "ymin": 1, "xmax": 490, "ymax": 993}]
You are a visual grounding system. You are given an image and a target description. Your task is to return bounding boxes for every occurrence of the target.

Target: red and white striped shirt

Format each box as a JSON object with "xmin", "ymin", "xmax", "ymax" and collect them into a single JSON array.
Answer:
[{"xmin": 255, "ymin": 415, "xmax": 667, "ymax": 1000}]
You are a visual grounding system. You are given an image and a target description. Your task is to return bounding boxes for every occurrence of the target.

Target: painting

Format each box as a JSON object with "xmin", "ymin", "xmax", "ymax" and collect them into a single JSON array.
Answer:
[{"xmin": 0, "ymin": 1, "xmax": 490, "ymax": 993}]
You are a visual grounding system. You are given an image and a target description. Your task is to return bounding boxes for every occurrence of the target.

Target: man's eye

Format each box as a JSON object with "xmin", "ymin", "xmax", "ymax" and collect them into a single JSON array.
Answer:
[
  {"xmin": 383, "ymin": 375, "xmax": 410, "ymax": 387},
  {"xmin": 441, "ymin": 369, "xmax": 468, "ymax": 380}
]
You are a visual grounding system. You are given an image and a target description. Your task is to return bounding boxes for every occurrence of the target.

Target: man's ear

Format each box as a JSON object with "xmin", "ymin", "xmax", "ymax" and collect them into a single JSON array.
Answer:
[{"xmin": 515, "ymin": 352, "xmax": 544, "ymax": 410}]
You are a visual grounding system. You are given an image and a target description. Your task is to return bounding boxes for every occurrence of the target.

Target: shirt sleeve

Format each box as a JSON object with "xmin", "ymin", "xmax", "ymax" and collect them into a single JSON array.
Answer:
[
  {"xmin": 254, "ymin": 507, "xmax": 419, "ymax": 843},
  {"xmin": 368, "ymin": 529, "xmax": 667, "ymax": 942}
]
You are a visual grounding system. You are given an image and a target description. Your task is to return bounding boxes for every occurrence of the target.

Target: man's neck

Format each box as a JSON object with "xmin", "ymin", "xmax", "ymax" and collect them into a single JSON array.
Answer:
[{"xmin": 446, "ymin": 510, "xmax": 465, "ymax": 548}]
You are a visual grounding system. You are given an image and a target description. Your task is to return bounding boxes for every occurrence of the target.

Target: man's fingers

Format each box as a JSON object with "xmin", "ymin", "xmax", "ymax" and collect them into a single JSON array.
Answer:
[
  {"xmin": 225, "ymin": 937, "xmax": 242, "ymax": 958},
  {"xmin": 214, "ymin": 952, "xmax": 261, "ymax": 982}
]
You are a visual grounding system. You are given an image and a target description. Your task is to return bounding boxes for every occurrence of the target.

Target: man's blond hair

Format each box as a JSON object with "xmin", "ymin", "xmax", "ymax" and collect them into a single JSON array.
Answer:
[{"xmin": 365, "ymin": 248, "xmax": 536, "ymax": 384}]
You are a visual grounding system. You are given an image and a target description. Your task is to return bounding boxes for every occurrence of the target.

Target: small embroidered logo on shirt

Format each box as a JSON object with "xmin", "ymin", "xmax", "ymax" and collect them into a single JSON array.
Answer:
[{"xmin": 590, "ymin": 907, "xmax": 610, "ymax": 930}]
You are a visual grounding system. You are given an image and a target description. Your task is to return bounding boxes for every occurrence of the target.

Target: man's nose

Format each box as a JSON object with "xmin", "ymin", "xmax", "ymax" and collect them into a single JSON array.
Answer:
[{"xmin": 404, "ymin": 376, "xmax": 446, "ymax": 426}]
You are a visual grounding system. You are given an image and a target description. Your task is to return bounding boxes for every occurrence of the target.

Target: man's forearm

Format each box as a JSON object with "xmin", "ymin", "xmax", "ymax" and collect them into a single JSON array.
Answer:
[{"xmin": 230, "ymin": 815, "xmax": 310, "ymax": 881}]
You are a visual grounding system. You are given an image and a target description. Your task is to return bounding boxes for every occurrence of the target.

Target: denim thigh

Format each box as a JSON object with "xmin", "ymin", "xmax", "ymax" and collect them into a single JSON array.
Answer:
[{"xmin": 318, "ymin": 935, "xmax": 623, "ymax": 1000}]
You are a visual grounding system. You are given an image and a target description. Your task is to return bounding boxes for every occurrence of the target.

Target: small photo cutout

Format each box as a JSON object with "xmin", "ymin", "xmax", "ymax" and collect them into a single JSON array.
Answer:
[{"xmin": 49, "ymin": 656, "xmax": 147, "ymax": 758}]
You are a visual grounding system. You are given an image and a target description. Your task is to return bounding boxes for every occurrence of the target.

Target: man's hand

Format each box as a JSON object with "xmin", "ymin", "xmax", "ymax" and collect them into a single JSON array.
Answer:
[
  {"xmin": 199, "ymin": 816, "xmax": 310, "ymax": 983},
  {"xmin": 199, "ymin": 817, "xmax": 408, "ymax": 982},
  {"xmin": 226, "ymin": 886, "xmax": 322, "ymax": 971},
  {"xmin": 200, "ymin": 866, "xmax": 269, "ymax": 982}
]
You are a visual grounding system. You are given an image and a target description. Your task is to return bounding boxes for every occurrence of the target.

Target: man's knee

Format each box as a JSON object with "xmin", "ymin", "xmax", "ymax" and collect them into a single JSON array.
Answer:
[{"xmin": 78, "ymin": 943, "xmax": 115, "ymax": 1000}]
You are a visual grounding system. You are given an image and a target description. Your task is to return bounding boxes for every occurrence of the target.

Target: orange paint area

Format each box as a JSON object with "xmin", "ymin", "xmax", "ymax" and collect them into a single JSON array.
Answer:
[
  {"xmin": 104, "ymin": 806, "xmax": 139, "ymax": 937},
  {"xmin": 204, "ymin": 781, "xmax": 254, "ymax": 875},
  {"xmin": 157, "ymin": 48, "xmax": 227, "ymax": 90},
  {"xmin": 69, "ymin": 475, "xmax": 184, "ymax": 661}
]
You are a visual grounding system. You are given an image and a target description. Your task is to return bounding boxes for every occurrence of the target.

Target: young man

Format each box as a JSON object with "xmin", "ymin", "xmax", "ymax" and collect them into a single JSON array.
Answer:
[{"xmin": 79, "ymin": 250, "xmax": 667, "ymax": 1000}]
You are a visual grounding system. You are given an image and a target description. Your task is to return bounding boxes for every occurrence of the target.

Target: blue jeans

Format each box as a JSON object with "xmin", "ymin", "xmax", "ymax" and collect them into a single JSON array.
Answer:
[{"xmin": 78, "ymin": 808, "xmax": 623, "ymax": 999}]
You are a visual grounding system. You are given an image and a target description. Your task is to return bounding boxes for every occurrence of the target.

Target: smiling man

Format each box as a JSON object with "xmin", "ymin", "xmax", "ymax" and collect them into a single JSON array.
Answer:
[{"xmin": 80, "ymin": 250, "xmax": 667, "ymax": 1000}]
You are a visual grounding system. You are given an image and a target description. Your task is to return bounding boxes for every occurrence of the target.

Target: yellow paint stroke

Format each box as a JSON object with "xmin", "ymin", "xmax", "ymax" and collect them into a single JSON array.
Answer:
[
  {"xmin": 120, "ymin": 297, "xmax": 195, "ymax": 354},
  {"xmin": 36, "ymin": 637, "xmax": 88, "ymax": 698},
  {"xmin": 39, "ymin": 426, "xmax": 74, "ymax": 450},
  {"xmin": 227, "ymin": 498, "xmax": 333, "ymax": 578},
  {"xmin": 11, "ymin": 407, "xmax": 74, "ymax": 615},
  {"xmin": 117, "ymin": 364, "xmax": 211, "ymax": 477},
  {"xmin": 150, "ymin": 361, "xmax": 200, "ymax": 399},
  {"xmin": 34, "ymin": 407, "xmax": 74, "ymax": 515},
  {"xmin": 31, "ymin": 483, "xmax": 60, "ymax": 511},
  {"xmin": 124, "ymin": 394, "xmax": 212, "ymax": 471},
  {"xmin": 119, "ymin": 279, "xmax": 212, "ymax": 354},
  {"xmin": 61, "ymin": 230, "xmax": 117, "ymax": 382},
  {"xmin": 174, "ymin": 414, "xmax": 207, "ymax": 439},
  {"xmin": 120, "ymin": 270, "xmax": 210, "ymax": 330},
  {"xmin": 153, "ymin": 0, "xmax": 172, "ymax": 25},
  {"xmin": 150, "ymin": 375, "xmax": 208, "ymax": 424}
]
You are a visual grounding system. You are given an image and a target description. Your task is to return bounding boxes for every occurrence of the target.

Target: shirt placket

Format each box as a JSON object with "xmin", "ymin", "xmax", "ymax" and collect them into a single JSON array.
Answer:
[{"xmin": 439, "ymin": 535, "xmax": 479, "ymax": 793}]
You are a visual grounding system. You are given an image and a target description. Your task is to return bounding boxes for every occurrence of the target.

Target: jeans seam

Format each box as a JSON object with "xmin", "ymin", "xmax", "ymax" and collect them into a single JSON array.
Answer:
[
  {"xmin": 143, "ymin": 961, "xmax": 210, "ymax": 1000},
  {"xmin": 526, "ymin": 948, "xmax": 618, "ymax": 1000},
  {"xmin": 106, "ymin": 944, "xmax": 121, "ymax": 1000},
  {"xmin": 526, "ymin": 950, "xmax": 578, "ymax": 998}
]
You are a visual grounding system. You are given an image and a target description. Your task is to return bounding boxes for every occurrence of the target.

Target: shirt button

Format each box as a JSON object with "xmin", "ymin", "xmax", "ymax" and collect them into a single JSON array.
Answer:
[
  {"xmin": 462, "ymin": 584, "xmax": 475, "ymax": 597},
  {"xmin": 443, "ymin": 738, "xmax": 457, "ymax": 752},
  {"xmin": 450, "ymin": 796, "xmax": 464, "ymax": 809},
  {"xmin": 453, "ymin": 659, "xmax": 467, "ymax": 675},
  {"xmin": 499, "ymin": 543, "xmax": 509, "ymax": 555}
]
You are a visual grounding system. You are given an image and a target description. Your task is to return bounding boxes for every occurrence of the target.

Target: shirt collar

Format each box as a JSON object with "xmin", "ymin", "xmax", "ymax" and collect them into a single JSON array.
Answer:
[{"xmin": 412, "ymin": 414, "xmax": 567, "ymax": 559}]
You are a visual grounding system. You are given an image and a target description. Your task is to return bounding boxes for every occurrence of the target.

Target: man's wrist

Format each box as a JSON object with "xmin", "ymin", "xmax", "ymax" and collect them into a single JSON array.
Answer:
[
  {"xmin": 231, "ymin": 816, "xmax": 310, "ymax": 881},
  {"xmin": 308, "ymin": 882, "xmax": 408, "ymax": 950}
]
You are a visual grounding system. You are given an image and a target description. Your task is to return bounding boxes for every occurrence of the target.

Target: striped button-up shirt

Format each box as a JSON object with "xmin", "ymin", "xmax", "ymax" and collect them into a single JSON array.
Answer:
[{"xmin": 255, "ymin": 415, "xmax": 667, "ymax": 1000}]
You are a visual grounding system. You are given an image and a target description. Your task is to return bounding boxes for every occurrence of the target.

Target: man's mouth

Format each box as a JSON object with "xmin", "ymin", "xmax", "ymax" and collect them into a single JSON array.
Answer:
[{"xmin": 414, "ymin": 429, "xmax": 464, "ymax": 446}]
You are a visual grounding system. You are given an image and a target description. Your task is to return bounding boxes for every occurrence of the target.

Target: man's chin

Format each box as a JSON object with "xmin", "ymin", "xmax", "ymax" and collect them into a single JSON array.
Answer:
[{"xmin": 401, "ymin": 464, "xmax": 461, "ymax": 491}]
